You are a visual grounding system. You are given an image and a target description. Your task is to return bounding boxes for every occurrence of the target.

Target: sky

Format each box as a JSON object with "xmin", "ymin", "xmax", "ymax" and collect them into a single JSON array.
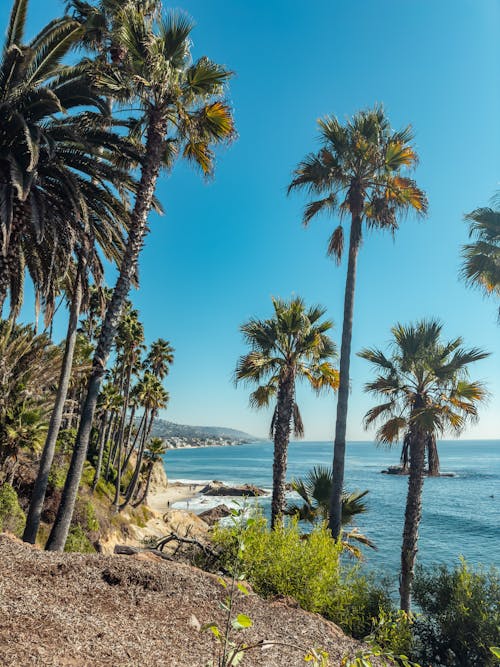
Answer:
[{"xmin": 5, "ymin": 0, "xmax": 500, "ymax": 441}]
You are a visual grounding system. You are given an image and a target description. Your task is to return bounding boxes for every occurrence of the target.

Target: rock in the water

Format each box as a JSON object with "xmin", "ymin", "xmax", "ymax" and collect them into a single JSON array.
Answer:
[
  {"xmin": 198, "ymin": 504, "xmax": 232, "ymax": 525},
  {"xmin": 200, "ymin": 481, "xmax": 266, "ymax": 497}
]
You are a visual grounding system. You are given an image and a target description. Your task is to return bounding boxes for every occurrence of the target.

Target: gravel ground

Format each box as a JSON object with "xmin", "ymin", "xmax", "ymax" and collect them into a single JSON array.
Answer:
[{"xmin": 0, "ymin": 534, "xmax": 366, "ymax": 666}]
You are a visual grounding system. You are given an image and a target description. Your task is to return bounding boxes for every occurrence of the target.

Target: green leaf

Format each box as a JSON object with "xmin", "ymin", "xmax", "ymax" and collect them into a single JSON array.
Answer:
[
  {"xmin": 237, "ymin": 582, "xmax": 250, "ymax": 595},
  {"xmin": 200, "ymin": 622, "xmax": 221, "ymax": 640},
  {"xmin": 216, "ymin": 576, "xmax": 227, "ymax": 589},
  {"xmin": 490, "ymin": 647, "xmax": 500, "ymax": 658},
  {"xmin": 232, "ymin": 613, "xmax": 253, "ymax": 629}
]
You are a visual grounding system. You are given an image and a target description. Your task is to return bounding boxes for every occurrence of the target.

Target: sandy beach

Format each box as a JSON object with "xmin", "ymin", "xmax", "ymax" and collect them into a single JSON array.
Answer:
[{"xmin": 147, "ymin": 481, "xmax": 206, "ymax": 514}]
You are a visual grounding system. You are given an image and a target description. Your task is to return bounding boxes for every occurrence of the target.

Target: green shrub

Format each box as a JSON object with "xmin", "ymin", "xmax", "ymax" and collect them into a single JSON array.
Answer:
[
  {"xmin": 369, "ymin": 609, "xmax": 415, "ymax": 657},
  {"xmin": 0, "ymin": 483, "xmax": 26, "ymax": 537},
  {"xmin": 212, "ymin": 516, "xmax": 392, "ymax": 638},
  {"xmin": 64, "ymin": 524, "xmax": 95, "ymax": 553},
  {"xmin": 412, "ymin": 559, "xmax": 500, "ymax": 667}
]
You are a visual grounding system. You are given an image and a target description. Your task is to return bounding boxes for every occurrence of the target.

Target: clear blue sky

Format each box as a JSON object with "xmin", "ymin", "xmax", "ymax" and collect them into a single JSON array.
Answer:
[{"xmin": 7, "ymin": 0, "xmax": 500, "ymax": 440}]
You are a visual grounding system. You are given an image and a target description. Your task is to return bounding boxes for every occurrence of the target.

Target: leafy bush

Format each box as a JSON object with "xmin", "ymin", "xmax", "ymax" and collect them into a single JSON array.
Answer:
[
  {"xmin": 64, "ymin": 524, "xmax": 95, "ymax": 553},
  {"xmin": 412, "ymin": 559, "xmax": 500, "ymax": 667},
  {"xmin": 212, "ymin": 516, "xmax": 392, "ymax": 638},
  {"xmin": 0, "ymin": 483, "xmax": 26, "ymax": 536}
]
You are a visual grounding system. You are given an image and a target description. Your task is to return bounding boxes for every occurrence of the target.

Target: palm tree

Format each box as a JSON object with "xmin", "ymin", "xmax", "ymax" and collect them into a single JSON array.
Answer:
[
  {"xmin": 119, "ymin": 372, "xmax": 168, "ymax": 510},
  {"xmin": 46, "ymin": 5, "xmax": 234, "ymax": 551},
  {"xmin": 285, "ymin": 466, "xmax": 375, "ymax": 557},
  {"xmin": 359, "ymin": 319, "xmax": 488, "ymax": 611},
  {"xmin": 461, "ymin": 197, "xmax": 500, "ymax": 318},
  {"xmin": 132, "ymin": 436, "xmax": 167, "ymax": 506},
  {"xmin": 288, "ymin": 106, "xmax": 428, "ymax": 538},
  {"xmin": 235, "ymin": 297, "xmax": 338, "ymax": 528},
  {"xmin": 91, "ymin": 381, "xmax": 122, "ymax": 491},
  {"xmin": 146, "ymin": 338, "xmax": 174, "ymax": 379},
  {"xmin": 0, "ymin": 1, "xmax": 137, "ymax": 317}
]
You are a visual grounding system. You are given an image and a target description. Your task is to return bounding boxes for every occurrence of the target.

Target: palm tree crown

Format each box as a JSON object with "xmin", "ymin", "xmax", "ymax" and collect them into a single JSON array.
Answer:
[
  {"xmin": 461, "ymin": 199, "xmax": 500, "ymax": 316},
  {"xmin": 288, "ymin": 105, "xmax": 428, "ymax": 256},
  {"xmin": 359, "ymin": 320, "xmax": 488, "ymax": 442}
]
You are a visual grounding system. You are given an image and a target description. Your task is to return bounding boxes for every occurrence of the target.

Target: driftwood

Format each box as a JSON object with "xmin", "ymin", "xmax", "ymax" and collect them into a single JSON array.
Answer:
[{"xmin": 114, "ymin": 544, "xmax": 174, "ymax": 562}]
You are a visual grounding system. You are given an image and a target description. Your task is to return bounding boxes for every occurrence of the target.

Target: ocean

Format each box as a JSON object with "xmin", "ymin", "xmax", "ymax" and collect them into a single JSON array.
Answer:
[{"xmin": 162, "ymin": 440, "xmax": 500, "ymax": 579}]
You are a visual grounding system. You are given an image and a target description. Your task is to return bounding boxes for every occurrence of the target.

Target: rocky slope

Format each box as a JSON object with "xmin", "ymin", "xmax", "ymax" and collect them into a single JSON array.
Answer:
[{"xmin": 0, "ymin": 534, "xmax": 366, "ymax": 666}]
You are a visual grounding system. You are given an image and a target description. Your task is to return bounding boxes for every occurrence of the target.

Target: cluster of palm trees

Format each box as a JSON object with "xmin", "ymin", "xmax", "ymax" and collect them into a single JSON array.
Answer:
[
  {"xmin": 236, "ymin": 107, "xmax": 497, "ymax": 612},
  {"xmin": 0, "ymin": 0, "xmax": 234, "ymax": 550}
]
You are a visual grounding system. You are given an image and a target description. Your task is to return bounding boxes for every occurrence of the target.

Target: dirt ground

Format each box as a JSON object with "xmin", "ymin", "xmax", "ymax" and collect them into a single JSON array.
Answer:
[{"xmin": 0, "ymin": 534, "xmax": 366, "ymax": 666}]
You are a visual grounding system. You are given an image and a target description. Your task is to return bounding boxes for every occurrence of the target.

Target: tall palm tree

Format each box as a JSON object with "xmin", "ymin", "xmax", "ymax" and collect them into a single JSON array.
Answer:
[
  {"xmin": 46, "ymin": 5, "xmax": 234, "ymax": 551},
  {"xmin": 288, "ymin": 106, "xmax": 428, "ymax": 538},
  {"xmin": 359, "ymin": 320, "xmax": 488, "ymax": 611},
  {"xmin": 461, "ymin": 197, "xmax": 500, "ymax": 318},
  {"xmin": 235, "ymin": 297, "xmax": 338, "ymax": 528}
]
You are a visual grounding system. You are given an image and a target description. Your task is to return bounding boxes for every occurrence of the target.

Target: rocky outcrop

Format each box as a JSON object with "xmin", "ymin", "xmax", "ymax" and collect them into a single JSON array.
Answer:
[
  {"xmin": 200, "ymin": 481, "xmax": 267, "ymax": 497},
  {"xmin": 198, "ymin": 504, "xmax": 232, "ymax": 526}
]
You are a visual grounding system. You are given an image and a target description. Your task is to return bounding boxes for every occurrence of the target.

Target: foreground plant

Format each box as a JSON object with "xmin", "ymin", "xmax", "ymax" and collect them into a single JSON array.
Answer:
[
  {"xmin": 286, "ymin": 465, "xmax": 375, "ymax": 557},
  {"xmin": 288, "ymin": 106, "xmax": 427, "ymax": 538},
  {"xmin": 359, "ymin": 319, "xmax": 488, "ymax": 611},
  {"xmin": 46, "ymin": 4, "xmax": 234, "ymax": 551},
  {"xmin": 235, "ymin": 297, "xmax": 338, "ymax": 528}
]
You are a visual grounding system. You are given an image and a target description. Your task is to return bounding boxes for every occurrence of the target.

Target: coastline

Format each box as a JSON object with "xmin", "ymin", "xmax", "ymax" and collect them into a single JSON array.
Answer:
[{"xmin": 147, "ymin": 481, "xmax": 206, "ymax": 514}]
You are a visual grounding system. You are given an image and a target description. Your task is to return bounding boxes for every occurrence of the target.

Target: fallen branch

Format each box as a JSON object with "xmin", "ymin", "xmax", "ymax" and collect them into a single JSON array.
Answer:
[{"xmin": 113, "ymin": 544, "xmax": 174, "ymax": 562}]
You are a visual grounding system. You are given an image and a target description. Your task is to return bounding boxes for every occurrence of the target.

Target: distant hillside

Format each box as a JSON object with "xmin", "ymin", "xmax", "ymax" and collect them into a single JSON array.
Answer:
[{"xmin": 147, "ymin": 418, "xmax": 261, "ymax": 448}]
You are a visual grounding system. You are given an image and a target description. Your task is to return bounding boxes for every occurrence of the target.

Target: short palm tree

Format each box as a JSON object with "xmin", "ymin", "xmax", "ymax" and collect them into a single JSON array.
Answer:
[
  {"xmin": 46, "ymin": 4, "xmax": 234, "ymax": 552},
  {"xmin": 288, "ymin": 106, "xmax": 428, "ymax": 538},
  {"xmin": 461, "ymin": 197, "xmax": 500, "ymax": 318},
  {"xmin": 285, "ymin": 465, "xmax": 374, "ymax": 557},
  {"xmin": 359, "ymin": 319, "xmax": 488, "ymax": 612},
  {"xmin": 235, "ymin": 297, "xmax": 339, "ymax": 528}
]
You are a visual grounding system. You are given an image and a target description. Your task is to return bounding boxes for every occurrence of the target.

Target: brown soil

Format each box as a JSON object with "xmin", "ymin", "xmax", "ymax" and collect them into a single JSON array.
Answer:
[{"xmin": 0, "ymin": 534, "xmax": 365, "ymax": 666}]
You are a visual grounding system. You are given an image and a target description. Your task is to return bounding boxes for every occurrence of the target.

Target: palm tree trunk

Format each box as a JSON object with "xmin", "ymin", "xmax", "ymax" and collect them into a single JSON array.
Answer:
[
  {"xmin": 400, "ymin": 430, "xmax": 426, "ymax": 612},
  {"xmin": 271, "ymin": 370, "xmax": 295, "ymax": 529},
  {"xmin": 132, "ymin": 462, "xmax": 153, "ymax": 507},
  {"xmin": 122, "ymin": 409, "xmax": 145, "ymax": 473},
  {"xmin": 91, "ymin": 411, "xmax": 109, "ymax": 492},
  {"xmin": 426, "ymin": 434, "xmax": 440, "ymax": 476},
  {"xmin": 120, "ymin": 409, "xmax": 154, "ymax": 511},
  {"xmin": 104, "ymin": 411, "xmax": 118, "ymax": 481},
  {"xmin": 329, "ymin": 212, "xmax": 362, "ymax": 538},
  {"xmin": 23, "ymin": 254, "xmax": 85, "ymax": 544},
  {"xmin": 45, "ymin": 111, "xmax": 167, "ymax": 552},
  {"xmin": 123, "ymin": 404, "xmax": 136, "ymax": 463}
]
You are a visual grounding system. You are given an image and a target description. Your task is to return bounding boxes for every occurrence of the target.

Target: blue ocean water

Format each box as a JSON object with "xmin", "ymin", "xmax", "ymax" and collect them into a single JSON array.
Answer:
[{"xmin": 163, "ymin": 440, "xmax": 500, "ymax": 578}]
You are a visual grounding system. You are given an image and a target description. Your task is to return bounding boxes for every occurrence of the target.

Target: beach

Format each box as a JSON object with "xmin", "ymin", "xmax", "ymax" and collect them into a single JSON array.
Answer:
[{"xmin": 147, "ymin": 481, "xmax": 205, "ymax": 514}]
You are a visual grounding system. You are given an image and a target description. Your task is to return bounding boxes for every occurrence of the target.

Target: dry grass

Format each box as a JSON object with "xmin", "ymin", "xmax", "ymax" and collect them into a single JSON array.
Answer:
[{"xmin": 0, "ymin": 534, "xmax": 365, "ymax": 666}]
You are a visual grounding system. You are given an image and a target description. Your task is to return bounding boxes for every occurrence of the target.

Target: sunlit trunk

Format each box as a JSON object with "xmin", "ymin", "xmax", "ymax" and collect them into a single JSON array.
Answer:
[
  {"xmin": 329, "ymin": 211, "xmax": 362, "ymax": 538},
  {"xmin": 271, "ymin": 368, "xmax": 295, "ymax": 529},
  {"xmin": 400, "ymin": 427, "xmax": 426, "ymax": 612}
]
